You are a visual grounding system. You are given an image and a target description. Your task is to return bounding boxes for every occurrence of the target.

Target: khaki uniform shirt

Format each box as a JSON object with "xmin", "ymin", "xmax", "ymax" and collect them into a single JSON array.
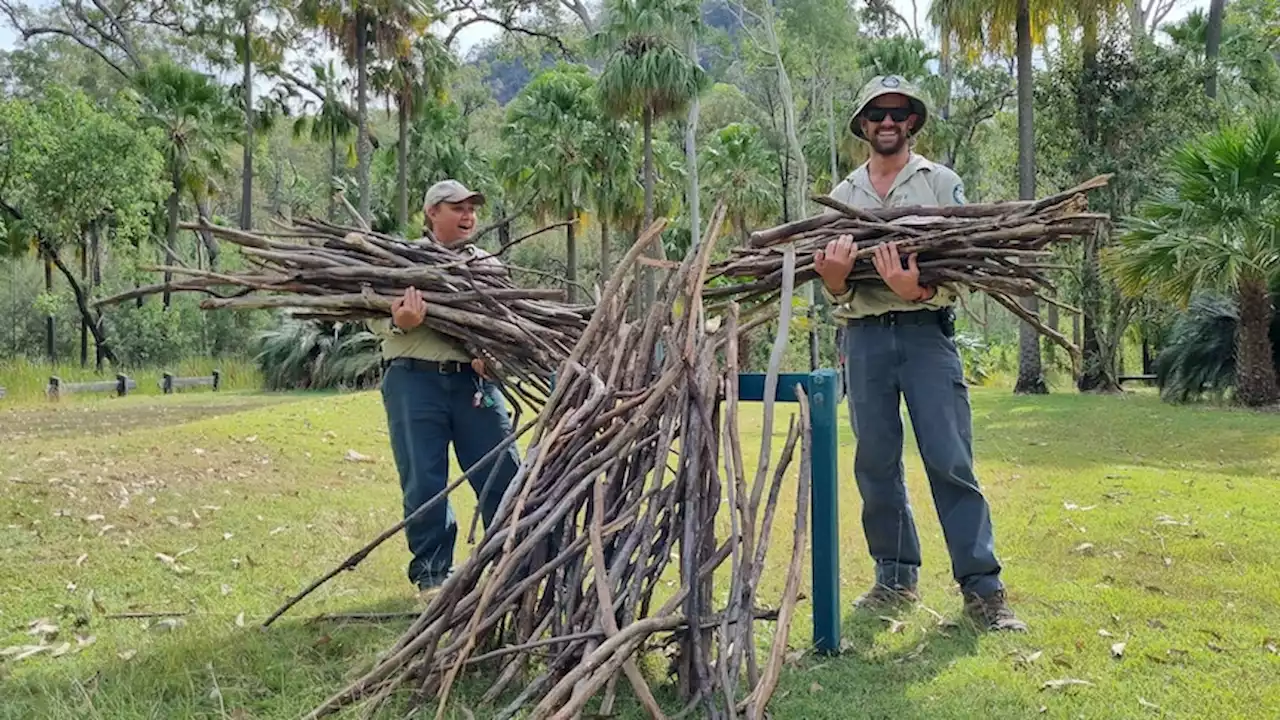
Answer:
[
  {"xmin": 821, "ymin": 153, "xmax": 967, "ymax": 319},
  {"xmin": 368, "ymin": 244, "xmax": 498, "ymax": 362}
]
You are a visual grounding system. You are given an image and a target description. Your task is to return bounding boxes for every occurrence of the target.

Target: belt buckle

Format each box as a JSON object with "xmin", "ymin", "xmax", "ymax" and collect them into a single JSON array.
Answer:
[{"xmin": 438, "ymin": 361, "xmax": 452, "ymax": 374}]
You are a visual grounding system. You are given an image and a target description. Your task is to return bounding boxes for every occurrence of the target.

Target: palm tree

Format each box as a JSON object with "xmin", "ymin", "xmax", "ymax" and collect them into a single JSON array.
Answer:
[
  {"xmin": 299, "ymin": 0, "xmax": 430, "ymax": 223},
  {"xmin": 930, "ymin": 0, "xmax": 1060, "ymax": 394},
  {"xmin": 500, "ymin": 65, "xmax": 602, "ymax": 303},
  {"xmin": 133, "ymin": 62, "xmax": 240, "ymax": 308},
  {"xmin": 700, "ymin": 122, "xmax": 778, "ymax": 244},
  {"xmin": 293, "ymin": 61, "xmax": 356, "ymax": 222},
  {"xmin": 586, "ymin": 115, "xmax": 641, "ymax": 284},
  {"xmin": 593, "ymin": 0, "xmax": 706, "ymax": 302},
  {"xmin": 1111, "ymin": 112, "xmax": 1280, "ymax": 407},
  {"xmin": 373, "ymin": 34, "xmax": 454, "ymax": 231}
]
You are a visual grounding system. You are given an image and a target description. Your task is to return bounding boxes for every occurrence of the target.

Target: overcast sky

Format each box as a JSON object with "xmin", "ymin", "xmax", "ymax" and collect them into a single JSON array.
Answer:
[{"xmin": 0, "ymin": 1, "xmax": 1205, "ymax": 72}]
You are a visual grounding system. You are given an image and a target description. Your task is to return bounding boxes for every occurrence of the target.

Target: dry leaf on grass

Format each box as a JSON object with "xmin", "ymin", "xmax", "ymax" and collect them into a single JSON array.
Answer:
[
  {"xmin": 149, "ymin": 618, "xmax": 184, "ymax": 633},
  {"xmin": 49, "ymin": 642, "xmax": 73, "ymax": 658},
  {"xmin": 1139, "ymin": 698, "xmax": 1161, "ymax": 712},
  {"xmin": 809, "ymin": 682, "xmax": 824, "ymax": 694},
  {"xmin": 1072, "ymin": 542, "xmax": 1095, "ymax": 555},
  {"xmin": 1111, "ymin": 642, "xmax": 1126, "ymax": 658},
  {"xmin": 221, "ymin": 584, "xmax": 232, "ymax": 597},
  {"xmin": 3, "ymin": 645, "xmax": 53, "ymax": 661},
  {"xmin": 879, "ymin": 616, "xmax": 907, "ymax": 633},
  {"xmin": 1098, "ymin": 629, "xmax": 1114, "ymax": 638},
  {"xmin": 27, "ymin": 619, "xmax": 57, "ymax": 637},
  {"xmin": 235, "ymin": 612, "xmax": 245, "ymax": 628},
  {"xmin": 1041, "ymin": 678, "xmax": 1093, "ymax": 691},
  {"xmin": 1264, "ymin": 639, "xmax": 1278, "ymax": 655},
  {"xmin": 75, "ymin": 553, "xmax": 88, "ymax": 567},
  {"xmin": 117, "ymin": 649, "xmax": 137, "ymax": 661},
  {"xmin": 344, "ymin": 449, "xmax": 374, "ymax": 463}
]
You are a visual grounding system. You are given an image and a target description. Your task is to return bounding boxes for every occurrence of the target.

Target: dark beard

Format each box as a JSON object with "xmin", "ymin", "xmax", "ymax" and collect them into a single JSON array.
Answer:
[{"xmin": 871, "ymin": 130, "xmax": 907, "ymax": 155}]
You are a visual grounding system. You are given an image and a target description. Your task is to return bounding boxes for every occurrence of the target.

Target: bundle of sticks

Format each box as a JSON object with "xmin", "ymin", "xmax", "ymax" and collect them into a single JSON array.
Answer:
[
  {"xmin": 706, "ymin": 175, "xmax": 1114, "ymax": 365},
  {"xmin": 93, "ymin": 216, "xmax": 590, "ymax": 405},
  {"xmin": 275, "ymin": 205, "xmax": 814, "ymax": 720}
]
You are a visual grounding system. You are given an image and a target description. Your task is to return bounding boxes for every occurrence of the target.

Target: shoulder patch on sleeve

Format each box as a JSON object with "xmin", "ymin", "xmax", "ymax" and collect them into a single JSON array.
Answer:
[{"xmin": 953, "ymin": 182, "xmax": 967, "ymax": 204}]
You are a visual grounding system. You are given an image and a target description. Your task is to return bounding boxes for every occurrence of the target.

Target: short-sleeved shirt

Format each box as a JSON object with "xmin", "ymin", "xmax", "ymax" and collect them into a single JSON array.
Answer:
[
  {"xmin": 367, "ymin": 243, "xmax": 499, "ymax": 362},
  {"xmin": 821, "ymin": 153, "xmax": 967, "ymax": 320}
]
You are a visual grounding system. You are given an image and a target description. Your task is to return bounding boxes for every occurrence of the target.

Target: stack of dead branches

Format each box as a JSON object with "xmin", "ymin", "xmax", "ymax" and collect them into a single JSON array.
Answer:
[
  {"xmin": 706, "ymin": 174, "xmax": 1114, "ymax": 365},
  {"xmin": 278, "ymin": 205, "xmax": 814, "ymax": 720},
  {"xmin": 93, "ymin": 216, "xmax": 589, "ymax": 404}
]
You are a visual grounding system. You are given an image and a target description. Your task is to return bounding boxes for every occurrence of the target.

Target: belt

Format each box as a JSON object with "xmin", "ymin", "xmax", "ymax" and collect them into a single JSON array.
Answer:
[
  {"xmin": 846, "ymin": 309, "xmax": 948, "ymax": 328},
  {"xmin": 383, "ymin": 357, "xmax": 472, "ymax": 374}
]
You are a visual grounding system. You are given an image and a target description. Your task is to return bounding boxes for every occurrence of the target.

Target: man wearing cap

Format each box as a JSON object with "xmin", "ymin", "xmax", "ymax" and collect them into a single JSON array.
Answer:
[
  {"xmin": 370, "ymin": 179, "xmax": 521, "ymax": 600},
  {"xmin": 813, "ymin": 76, "xmax": 1026, "ymax": 631}
]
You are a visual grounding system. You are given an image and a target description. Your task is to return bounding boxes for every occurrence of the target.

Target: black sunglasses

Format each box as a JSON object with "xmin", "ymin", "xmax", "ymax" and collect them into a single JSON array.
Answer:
[{"xmin": 862, "ymin": 107, "xmax": 913, "ymax": 123}]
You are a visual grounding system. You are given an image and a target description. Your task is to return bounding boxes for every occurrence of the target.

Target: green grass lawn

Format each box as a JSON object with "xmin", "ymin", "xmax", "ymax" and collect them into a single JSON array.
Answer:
[{"xmin": 1, "ymin": 386, "xmax": 1278, "ymax": 719}]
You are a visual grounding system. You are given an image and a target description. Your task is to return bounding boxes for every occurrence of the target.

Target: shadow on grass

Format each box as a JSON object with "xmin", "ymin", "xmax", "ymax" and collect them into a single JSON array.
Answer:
[
  {"xmin": 0, "ymin": 595, "xmax": 493, "ymax": 720},
  {"xmin": 767, "ymin": 609, "xmax": 985, "ymax": 720}
]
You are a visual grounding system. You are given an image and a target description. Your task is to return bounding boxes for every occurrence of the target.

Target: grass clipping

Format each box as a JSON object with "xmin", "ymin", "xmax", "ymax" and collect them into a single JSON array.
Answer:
[
  {"xmin": 706, "ymin": 174, "xmax": 1114, "ymax": 369},
  {"xmin": 280, "ymin": 205, "xmax": 811, "ymax": 720}
]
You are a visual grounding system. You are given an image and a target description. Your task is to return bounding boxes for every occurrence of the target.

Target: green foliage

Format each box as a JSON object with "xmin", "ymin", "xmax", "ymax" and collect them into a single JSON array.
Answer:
[
  {"xmin": 499, "ymin": 64, "xmax": 601, "ymax": 221},
  {"xmin": 1154, "ymin": 292, "xmax": 1280, "ymax": 403},
  {"xmin": 253, "ymin": 318, "xmax": 381, "ymax": 391},
  {"xmin": 0, "ymin": 85, "xmax": 166, "ymax": 248},
  {"xmin": 593, "ymin": 0, "xmax": 708, "ymax": 121},
  {"xmin": 1111, "ymin": 111, "xmax": 1280, "ymax": 303},
  {"xmin": 700, "ymin": 122, "xmax": 779, "ymax": 242}
]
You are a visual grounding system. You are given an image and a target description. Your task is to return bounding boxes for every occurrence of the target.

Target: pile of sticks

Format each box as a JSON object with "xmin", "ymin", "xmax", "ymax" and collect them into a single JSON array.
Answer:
[
  {"xmin": 282, "ymin": 206, "xmax": 813, "ymax": 720},
  {"xmin": 93, "ymin": 216, "xmax": 589, "ymax": 404},
  {"xmin": 706, "ymin": 175, "xmax": 1113, "ymax": 363}
]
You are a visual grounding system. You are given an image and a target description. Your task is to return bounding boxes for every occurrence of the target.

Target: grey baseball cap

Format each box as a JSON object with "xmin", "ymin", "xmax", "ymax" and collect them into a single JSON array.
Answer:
[{"xmin": 423, "ymin": 179, "xmax": 485, "ymax": 209}]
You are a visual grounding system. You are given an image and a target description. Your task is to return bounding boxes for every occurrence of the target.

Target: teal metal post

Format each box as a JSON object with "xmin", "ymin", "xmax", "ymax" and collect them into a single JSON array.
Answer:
[
  {"xmin": 807, "ymin": 369, "xmax": 841, "ymax": 654},
  {"xmin": 736, "ymin": 370, "xmax": 842, "ymax": 653}
]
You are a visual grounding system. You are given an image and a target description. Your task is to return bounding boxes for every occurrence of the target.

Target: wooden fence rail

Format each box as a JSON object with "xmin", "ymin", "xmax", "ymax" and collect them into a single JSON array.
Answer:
[{"xmin": 42, "ymin": 370, "xmax": 222, "ymax": 400}]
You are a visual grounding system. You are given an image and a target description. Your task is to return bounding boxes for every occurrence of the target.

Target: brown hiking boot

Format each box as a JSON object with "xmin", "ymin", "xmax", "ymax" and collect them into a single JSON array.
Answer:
[
  {"xmin": 964, "ymin": 589, "xmax": 1028, "ymax": 632},
  {"xmin": 852, "ymin": 583, "xmax": 919, "ymax": 611}
]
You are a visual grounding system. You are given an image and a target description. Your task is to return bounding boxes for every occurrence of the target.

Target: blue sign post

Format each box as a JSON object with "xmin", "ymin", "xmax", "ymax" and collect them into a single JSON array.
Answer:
[{"xmin": 737, "ymin": 369, "xmax": 843, "ymax": 654}]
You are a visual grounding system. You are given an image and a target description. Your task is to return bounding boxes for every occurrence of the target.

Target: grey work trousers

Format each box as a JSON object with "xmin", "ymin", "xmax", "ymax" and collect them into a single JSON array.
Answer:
[{"xmin": 842, "ymin": 314, "xmax": 1003, "ymax": 598}]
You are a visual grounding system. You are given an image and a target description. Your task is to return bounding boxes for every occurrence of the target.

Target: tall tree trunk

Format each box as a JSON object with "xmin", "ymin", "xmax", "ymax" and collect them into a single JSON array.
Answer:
[
  {"xmin": 1014, "ymin": 0, "xmax": 1046, "ymax": 394},
  {"xmin": 940, "ymin": 32, "xmax": 953, "ymax": 122},
  {"xmin": 566, "ymin": 211, "xmax": 578, "ymax": 304},
  {"xmin": 826, "ymin": 84, "xmax": 839, "ymax": 187},
  {"xmin": 42, "ymin": 240, "xmax": 118, "ymax": 366},
  {"xmin": 91, "ymin": 222, "xmax": 103, "ymax": 370},
  {"xmin": 329, "ymin": 129, "xmax": 339, "ymax": 222},
  {"xmin": 1205, "ymin": 0, "xmax": 1225, "ymax": 98},
  {"xmin": 1235, "ymin": 275, "xmax": 1279, "ymax": 407},
  {"xmin": 641, "ymin": 105, "xmax": 656, "ymax": 308},
  {"xmin": 686, "ymin": 33, "xmax": 701, "ymax": 251},
  {"xmin": 164, "ymin": 163, "xmax": 180, "ymax": 309},
  {"xmin": 196, "ymin": 194, "xmax": 219, "ymax": 270},
  {"xmin": 397, "ymin": 95, "xmax": 409, "ymax": 231},
  {"xmin": 79, "ymin": 233, "xmax": 88, "ymax": 367},
  {"xmin": 1077, "ymin": 228, "xmax": 1118, "ymax": 391},
  {"xmin": 762, "ymin": 3, "xmax": 817, "ymax": 369},
  {"xmin": 599, "ymin": 210, "xmax": 611, "ymax": 286},
  {"xmin": 44, "ymin": 246, "xmax": 54, "ymax": 363},
  {"xmin": 1129, "ymin": 0, "xmax": 1144, "ymax": 41},
  {"xmin": 355, "ymin": 9, "xmax": 372, "ymax": 223},
  {"xmin": 1044, "ymin": 301, "xmax": 1059, "ymax": 368},
  {"xmin": 241, "ymin": 14, "xmax": 254, "ymax": 230}
]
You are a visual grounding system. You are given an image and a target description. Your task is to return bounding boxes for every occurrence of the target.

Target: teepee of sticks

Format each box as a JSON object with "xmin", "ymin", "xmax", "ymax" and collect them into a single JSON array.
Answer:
[{"xmin": 277, "ymin": 204, "xmax": 815, "ymax": 720}]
